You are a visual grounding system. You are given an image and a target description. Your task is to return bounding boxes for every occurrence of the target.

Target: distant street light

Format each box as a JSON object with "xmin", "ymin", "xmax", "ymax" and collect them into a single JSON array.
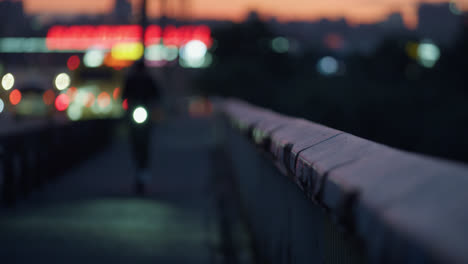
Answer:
[{"xmin": 1, "ymin": 73, "xmax": 14, "ymax": 91}]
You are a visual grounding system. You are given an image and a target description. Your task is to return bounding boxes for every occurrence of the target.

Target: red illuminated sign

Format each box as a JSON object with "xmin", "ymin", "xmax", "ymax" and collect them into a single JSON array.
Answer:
[{"xmin": 46, "ymin": 25, "xmax": 212, "ymax": 51}]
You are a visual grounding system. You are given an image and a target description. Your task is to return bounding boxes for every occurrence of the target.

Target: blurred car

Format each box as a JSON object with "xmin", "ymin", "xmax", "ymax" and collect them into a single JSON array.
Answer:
[{"xmin": 13, "ymin": 82, "xmax": 54, "ymax": 120}]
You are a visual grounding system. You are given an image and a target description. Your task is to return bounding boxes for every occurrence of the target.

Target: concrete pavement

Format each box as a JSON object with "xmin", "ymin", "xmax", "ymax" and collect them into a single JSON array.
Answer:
[{"xmin": 0, "ymin": 116, "xmax": 250, "ymax": 264}]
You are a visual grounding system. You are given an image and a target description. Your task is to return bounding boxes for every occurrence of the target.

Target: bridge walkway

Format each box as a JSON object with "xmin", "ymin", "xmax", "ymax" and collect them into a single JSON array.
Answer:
[{"xmin": 0, "ymin": 116, "xmax": 249, "ymax": 264}]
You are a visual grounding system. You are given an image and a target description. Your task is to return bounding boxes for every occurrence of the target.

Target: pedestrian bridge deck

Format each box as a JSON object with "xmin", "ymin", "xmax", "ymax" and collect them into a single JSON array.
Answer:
[
  {"xmin": 4, "ymin": 99, "xmax": 468, "ymax": 264},
  {"xmin": 0, "ymin": 116, "xmax": 238, "ymax": 264}
]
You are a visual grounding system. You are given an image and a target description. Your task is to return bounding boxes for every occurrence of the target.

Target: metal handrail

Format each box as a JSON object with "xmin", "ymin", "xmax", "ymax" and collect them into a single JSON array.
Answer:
[{"xmin": 0, "ymin": 119, "xmax": 116, "ymax": 206}]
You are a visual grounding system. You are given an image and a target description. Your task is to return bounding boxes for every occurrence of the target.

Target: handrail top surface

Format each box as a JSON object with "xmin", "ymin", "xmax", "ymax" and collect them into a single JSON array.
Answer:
[{"xmin": 221, "ymin": 98, "xmax": 468, "ymax": 264}]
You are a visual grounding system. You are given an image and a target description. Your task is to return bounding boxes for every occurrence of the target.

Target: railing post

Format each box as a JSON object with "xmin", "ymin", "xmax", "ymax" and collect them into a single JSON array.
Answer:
[
  {"xmin": 2, "ymin": 141, "xmax": 16, "ymax": 206},
  {"xmin": 18, "ymin": 138, "xmax": 35, "ymax": 198}
]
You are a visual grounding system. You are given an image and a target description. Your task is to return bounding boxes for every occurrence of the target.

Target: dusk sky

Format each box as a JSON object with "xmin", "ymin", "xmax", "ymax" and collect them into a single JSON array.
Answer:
[{"xmin": 22, "ymin": 0, "xmax": 468, "ymax": 28}]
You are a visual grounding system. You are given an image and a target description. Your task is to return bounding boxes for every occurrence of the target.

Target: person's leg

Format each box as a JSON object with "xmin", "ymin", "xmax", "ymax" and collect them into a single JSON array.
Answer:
[
  {"xmin": 131, "ymin": 124, "xmax": 152, "ymax": 193},
  {"xmin": 129, "ymin": 124, "xmax": 145, "ymax": 193},
  {"xmin": 138, "ymin": 124, "xmax": 151, "ymax": 170},
  {"xmin": 129, "ymin": 124, "xmax": 141, "ymax": 168}
]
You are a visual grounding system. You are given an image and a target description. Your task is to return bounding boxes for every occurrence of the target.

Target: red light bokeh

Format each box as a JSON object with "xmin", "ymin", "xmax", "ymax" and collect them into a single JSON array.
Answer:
[
  {"xmin": 55, "ymin": 94, "xmax": 70, "ymax": 111},
  {"xmin": 324, "ymin": 33, "xmax": 344, "ymax": 51},
  {"xmin": 67, "ymin": 55, "xmax": 80, "ymax": 71},
  {"xmin": 9, "ymin": 89, "xmax": 22, "ymax": 105},
  {"xmin": 122, "ymin": 98, "xmax": 128, "ymax": 110}
]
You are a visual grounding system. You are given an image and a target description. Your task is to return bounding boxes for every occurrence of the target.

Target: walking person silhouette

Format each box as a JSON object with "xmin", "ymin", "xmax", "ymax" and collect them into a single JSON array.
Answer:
[{"xmin": 123, "ymin": 60, "xmax": 161, "ymax": 194}]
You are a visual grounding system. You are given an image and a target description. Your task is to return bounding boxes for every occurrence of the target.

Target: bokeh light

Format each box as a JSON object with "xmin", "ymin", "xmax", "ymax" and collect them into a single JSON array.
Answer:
[
  {"xmin": 317, "ymin": 56, "xmax": 338, "ymax": 76},
  {"xmin": 145, "ymin": 44, "xmax": 165, "ymax": 61},
  {"xmin": 145, "ymin": 44, "xmax": 179, "ymax": 62},
  {"xmin": 84, "ymin": 49, "xmax": 105, "ymax": 68},
  {"xmin": 324, "ymin": 34, "xmax": 344, "ymax": 51},
  {"xmin": 67, "ymin": 104, "xmax": 82, "ymax": 121},
  {"xmin": 449, "ymin": 0, "xmax": 462, "ymax": 15},
  {"xmin": 55, "ymin": 93, "xmax": 70, "ymax": 111},
  {"xmin": 189, "ymin": 97, "xmax": 213, "ymax": 117},
  {"xmin": 180, "ymin": 56, "xmax": 203, "ymax": 68},
  {"xmin": 203, "ymin": 53, "xmax": 213, "ymax": 67},
  {"xmin": 405, "ymin": 42, "xmax": 419, "ymax": 60},
  {"xmin": 164, "ymin": 46, "xmax": 179, "ymax": 61},
  {"xmin": 113, "ymin": 87, "xmax": 120, "ymax": 100},
  {"xmin": 43, "ymin": 89, "xmax": 55, "ymax": 105},
  {"xmin": 55, "ymin": 73, "xmax": 71, "ymax": 91},
  {"xmin": 85, "ymin": 93, "xmax": 95, "ymax": 107},
  {"xmin": 9, "ymin": 89, "xmax": 21, "ymax": 105},
  {"xmin": 90, "ymin": 100, "xmax": 101, "ymax": 114},
  {"xmin": 180, "ymin": 40, "xmax": 207, "ymax": 61},
  {"xmin": 122, "ymin": 98, "xmax": 128, "ymax": 110},
  {"xmin": 133, "ymin": 106, "xmax": 148, "ymax": 124},
  {"xmin": 180, "ymin": 52, "xmax": 212, "ymax": 68},
  {"xmin": 418, "ymin": 42, "xmax": 440, "ymax": 68},
  {"xmin": 97, "ymin": 92, "xmax": 111, "ymax": 109},
  {"xmin": 104, "ymin": 53, "xmax": 134, "ymax": 69},
  {"xmin": 67, "ymin": 55, "xmax": 81, "ymax": 71},
  {"xmin": 0, "ymin": 98, "xmax": 4, "ymax": 113},
  {"xmin": 111, "ymin": 42, "xmax": 144, "ymax": 61},
  {"xmin": 2, "ymin": 73, "xmax": 14, "ymax": 91},
  {"xmin": 66, "ymin": 87, "xmax": 78, "ymax": 101},
  {"xmin": 272, "ymin": 37, "xmax": 289, "ymax": 53}
]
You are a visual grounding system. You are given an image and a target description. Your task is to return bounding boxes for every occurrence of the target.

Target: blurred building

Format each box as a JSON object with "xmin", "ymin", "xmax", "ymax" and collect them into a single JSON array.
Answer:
[
  {"xmin": 417, "ymin": 3, "xmax": 463, "ymax": 46},
  {"xmin": 0, "ymin": 0, "xmax": 28, "ymax": 36},
  {"xmin": 268, "ymin": 13, "xmax": 409, "ymax": 55},
  {"xmin": 113, "ymin": 0, "xmax": 132, "ymax": 24},
  {"xmin": 379, "ymin": 12, "xmax": 405, "ymax": 32},
  {"xmin": 266, "ymin": 3, "xmax": 468, "ymax": 54}
]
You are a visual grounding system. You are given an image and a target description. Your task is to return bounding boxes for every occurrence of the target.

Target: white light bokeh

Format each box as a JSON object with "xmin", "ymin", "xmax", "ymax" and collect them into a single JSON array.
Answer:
[
  {"xmin": 418, "ymin": 42, "xmax": 440, "ymax": 68},
  {"xmin": 145, "ymin": 44, "xmax": 165, "ymax": 61},
  {"xmin": 164, "ymin": 46, "xmax": 179, "ymax": 61},
  {"xmin": 2, "ymin": 73, "xmax": 14, "ymax": 90},
  {"xmin": 317, "ymin": 56, "xmax": 338, "ymax": 76},
  {"xmin": 133, "ymin": 106, "xmax": 148, "ymax": 124},
  {"xmin": 67, "ymin": 104, "xmax": 83, "ymax": 121},
  {"xmin": 0, "ymin": 98, "xmax": 4, "ymax": 113},
  {"xmin": 84, "ymin": 49, "xmax": 105, "ymax": 68},
  {"xmin": 55, "ymin": 73, "xmax": 71, "ymax": 91},
  {"xmin": 180, "ymin": 40, "xmax": 207, "ymax": 61}
]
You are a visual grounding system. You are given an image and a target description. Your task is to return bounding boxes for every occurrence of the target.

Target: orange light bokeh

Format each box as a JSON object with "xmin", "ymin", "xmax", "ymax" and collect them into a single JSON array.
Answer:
[
  {"xmin": 66, "ymin": 87, "xmax": 78, "ymax": 101},
  {"xmin": 104, "ymin": 53, "xmax": 134, "ymax": 69},
  {"xmin": 85, "ymin": 93, "xmax": 95, "ymax": 108},
  {"xmin": 113, "ymin": 87, "xmax": 120, "ymax": 100},
  {"xmin": 97, "ymin": 92, "xmax": 111, "ymax": 108},
  {"xmin": 43, "ymin": 89, "xmax": 55, "ymax": 105}
]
